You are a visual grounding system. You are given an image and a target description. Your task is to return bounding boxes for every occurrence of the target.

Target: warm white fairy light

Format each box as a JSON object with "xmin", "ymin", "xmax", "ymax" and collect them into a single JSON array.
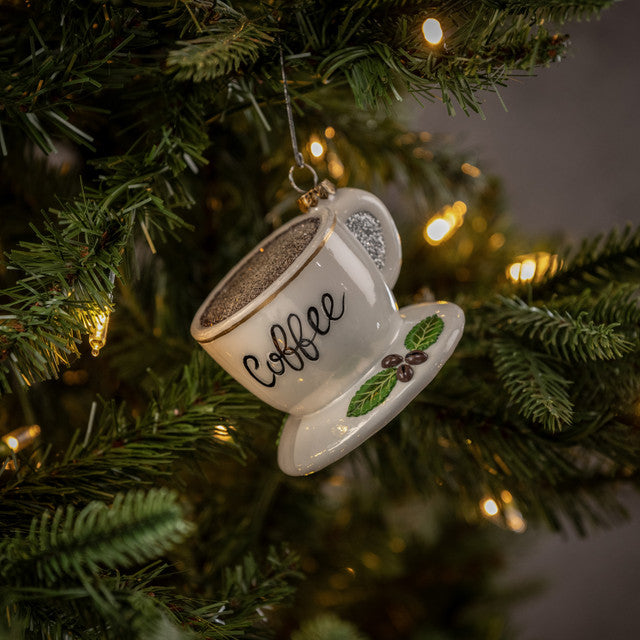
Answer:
[
  {"xmin": 425, "ymin": 217, "xmax": 452, "ymax": 243},
  {"xmin": 506, "ymin": 252, "xmax": 560, "ymax": 284},
  {"xmin": 505, "ymin": 506, "xmax": 527, "ymax": 533},
  {"xmin": 480, "ymin": 493, "xmax": 527, "ymax": 533},
  {"xmin": 422, "ymin": 18, "xmax": 443, "ymax": 45},
  {"xmin": 310, "ymin": 141, "xmax": 324, "ymax": 158},
  {"xmin": 424, "ymin": 201, "xmax": 467, "ymax": 245},
  {"xmin": 213, "ymin": 425, "xmax": 233, "ymax": 442},
  {"xmin": 481, "ymin": 497, "xmax": 499, "ymax": 516},
  {"xmin": 327, "ymin": 153, "xmax": 344, "ymax": 179},
  {"xmin": 1, "ymin": 425, "xmax": 41, "ymax": 454},
  {"xmin": 309, "ymin": 135, "xmax": 326, "ymax": 159},
  {"xmin": 89, "ymin": 310, "xmax": 110, "ymax": 357},
  {"xmin": 461, "ymin": 162, "xmax": 481, "ymax": 178}
]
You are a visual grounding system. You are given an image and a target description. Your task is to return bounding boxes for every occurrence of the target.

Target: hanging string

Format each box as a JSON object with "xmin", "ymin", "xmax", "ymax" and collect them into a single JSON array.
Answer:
[
  {"xmin": 278, "ymin": 43, "xmax": 318, "ymax": 193},
  {"xmin": 279, "ymin": 43, "xmax": 304, "ymax": 169}
]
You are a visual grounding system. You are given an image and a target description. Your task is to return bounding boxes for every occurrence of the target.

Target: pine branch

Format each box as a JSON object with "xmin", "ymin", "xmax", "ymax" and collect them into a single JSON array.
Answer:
[
  {"xmin": 178, "ymin": 546, "xmax": 302, "ymax": 637},
  {"xmin": 2, "ymin": 562, "xmax": 189, "ymax": 640},
  {"xmin": 292, "ymin": 614, "xmax": 368, "ymax": 640},
  {"xmin": 350, "ymin": 0, "xmax": 614, "ymax": 18},
  {"xmin": 0, "ymin": 182, "xmax": 186, "ymax": 393},
  {"xmin": 548, "ymin": 283, "xmax": 640, "ymax": 327},
  {"xmin": 3, "ymin": 545, "xmax": 302, "ymax": 640},
  {"xmin": 0, "ymin": 353, "xmax": 260, "ymax": 529},
  {"xmin": 167, "ymin": 17, "xmax": 277, "ymax": 82},
  {"xmin": 0, "ymin": 4, "xmax": 149, "ymax": 154},
  {"xmin": 533, "ymin": 225, "xmax": 640, "ymax": 295},
  {"xmin": 478, "ymin": 0, "xmax": 617, "ymax": 22},
  {"xmin": 489, "ymin": 296, "xmax": 635, "ymax": 362},
  {"xmin": 0, "ymin": 488, "xmax": 192, "ymax": 588},
  {"xmin": 363, "ymin": 402, "xmax": 639, "ymax": 534},
  {"xmin": 492, "ymin": 337, "xmax": 574, "ymax": 432}
]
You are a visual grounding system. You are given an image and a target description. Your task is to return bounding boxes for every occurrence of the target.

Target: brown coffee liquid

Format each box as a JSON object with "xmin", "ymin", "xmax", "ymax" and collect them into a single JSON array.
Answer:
[{"xmin": 200, "ymin": 217, "xmax": 321, "ymax": 327}]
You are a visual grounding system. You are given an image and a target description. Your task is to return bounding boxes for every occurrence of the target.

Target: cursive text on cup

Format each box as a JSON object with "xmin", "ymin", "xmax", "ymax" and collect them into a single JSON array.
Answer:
[{"xmin": 242, "ymin": 292, "xmax": 346, "ymax": 388}]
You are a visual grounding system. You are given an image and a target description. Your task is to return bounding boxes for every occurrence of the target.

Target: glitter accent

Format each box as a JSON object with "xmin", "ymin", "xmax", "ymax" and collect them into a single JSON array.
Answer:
[
  {"xmin": 201, "ymin": 217, "xmax": 321, "ymax": 327},
  {"xmin": 345, "ymin": 210, "xmax": 386, "ymax": 270}
]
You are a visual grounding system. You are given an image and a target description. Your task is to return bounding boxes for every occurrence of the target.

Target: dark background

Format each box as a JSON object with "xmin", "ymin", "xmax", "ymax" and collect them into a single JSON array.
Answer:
[{"xmin": 410, "ymin": 2, "xmax": 640, "ymax": 638}]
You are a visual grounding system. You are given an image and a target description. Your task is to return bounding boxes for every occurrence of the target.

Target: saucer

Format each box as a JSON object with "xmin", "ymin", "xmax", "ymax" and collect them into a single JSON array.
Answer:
[{"xmin": 277, "ymin": 301, "xmax": 464, "ymax": 476}]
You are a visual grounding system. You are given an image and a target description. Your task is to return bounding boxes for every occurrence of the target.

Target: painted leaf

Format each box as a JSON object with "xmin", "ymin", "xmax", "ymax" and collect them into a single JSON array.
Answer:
[
  {"xmin": 404, "ymin": 314, "xmax": 444, "ymax": 351},
  {"xmin": 347, "ymin": 368, "xmax": 397, "ymax": 417}
]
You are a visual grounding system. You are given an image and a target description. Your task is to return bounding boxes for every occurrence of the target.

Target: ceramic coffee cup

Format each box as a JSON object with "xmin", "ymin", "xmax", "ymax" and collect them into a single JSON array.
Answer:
[{"xmin": 191, "ymin": 187, "xmax": 464, "ymax": 475}]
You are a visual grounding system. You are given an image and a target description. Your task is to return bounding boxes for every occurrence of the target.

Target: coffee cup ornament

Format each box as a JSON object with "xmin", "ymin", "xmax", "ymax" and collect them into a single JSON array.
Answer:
[{"xmin": 191, "ymin": 182, "xmax": 464, "ymax": 476}]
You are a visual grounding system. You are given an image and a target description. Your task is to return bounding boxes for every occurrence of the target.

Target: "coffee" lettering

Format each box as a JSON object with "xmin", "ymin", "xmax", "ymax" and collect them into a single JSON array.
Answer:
[{"xmin": 243, "ymin": 292, "xmax": 346, "ymax": 388}]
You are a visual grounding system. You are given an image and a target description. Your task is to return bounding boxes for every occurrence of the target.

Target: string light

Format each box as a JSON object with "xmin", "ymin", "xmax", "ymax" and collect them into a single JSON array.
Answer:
[
  {"xmin": 461, "ymin": 162, "xmax": 481, "ymax": 178},
  {"xmin": 1, "ymin": 425, "xmax": 41, "ymax": 455},
  {"xmin": 506, "ymin": 252, "xmax": 560, "ymax": 284},
  {"xmin": 505, "ymin": 506, "xmax": 527, "ymax": 533},
  {"xmin": 89, "ymin": 310, "xmax": 111, "ymax": 357},
  {"xmin": 481, "ymin": 497, "xmax": 499, "ymax": 516},
  {"xmin": 87, "ymin": 270, "xmax": 117, "ymax": 357},
  {"xmin": 213, "ymin": 425, "xmax": 233, "ymax": 442},
  {"xmin": 324, "ymin": 126, "xmax": 336, "ymax": 139},
  {"xmin": 480, "ymin": 493, "xmax": 527, "ymax": 533},
  {"xmin": 424, "ymin": 201, "xmax": 467, "ymax": 245},
  {"xmin": 308, "ymin": 135, "xmax": 325, "ymax": 159},
  {"xmin": 327, "ymin": 153, "xmax": 345, "ymax": 179},
  {"xmin": 422, "ymin": 17, "xmax": 443, "ymax": 45}
]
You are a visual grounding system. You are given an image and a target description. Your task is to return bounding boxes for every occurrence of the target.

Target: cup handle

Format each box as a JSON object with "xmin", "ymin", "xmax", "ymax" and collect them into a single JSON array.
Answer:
[{"xmin": 331, "ymin": 188, "xmax": 402, "ymax": 289}]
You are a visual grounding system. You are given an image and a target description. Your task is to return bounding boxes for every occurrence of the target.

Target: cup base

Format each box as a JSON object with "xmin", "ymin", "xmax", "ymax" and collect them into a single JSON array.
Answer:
[{"xmin": 277, "ymin": 301, "xmax": 465, "ymax": 476}]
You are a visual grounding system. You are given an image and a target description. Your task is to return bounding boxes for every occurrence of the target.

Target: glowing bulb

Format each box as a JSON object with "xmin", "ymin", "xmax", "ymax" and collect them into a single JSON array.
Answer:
[
  {"xmin": 422, "ymin": 18, "xmax": 443, "ymax": 45},
  {"xmin": 425, "ymin": 217, "xmax": 452, "ymax": 244},
  {"xmin": 328, "ymin": 153, "xmax": 344, "ymax": 179},
  {"xmin": 89, "ymin": 310, "xmax": 110, "ymax": 357},
  {"xmin": 507, "ymin": 252, "xmax": 560, "ymax": 284},
  {"xmin": 520, "ymin": 259, "xmax": 537, "ymax": 282},
  {"xmin": 482, "ymin": 498, "xmax": 499, "ymax": 516},
  {"xmin": 507, "ymin": 263, "xmax": 521, "ymax": 282},
  {"xmin": 452, "ymin": 200, "xmax": 467, "ymax": 216},
  {"xmin": 2, "ymin": 425, "xmax": 41, "ymax": 454},
  {"xmin": 488, "ymin": 233, "xmax": 505, "ymax": 250},
  {"xmin": 310, "ymin": 141, "xmax": 325, "ymax": 158},
  {"xmin": 213, "ymin": 425, "xmax": 233, "ymax": 442},
  {"xmin": 506, "ymin": 510, "xmax": 527, "ymax": 533},
  {"xmin": 461, "ymin": 162, "xmax": 481, "ymax": 178},
  {"xmin": 324, "ymin": 126, "xmax": 336, "ymax": 139}
]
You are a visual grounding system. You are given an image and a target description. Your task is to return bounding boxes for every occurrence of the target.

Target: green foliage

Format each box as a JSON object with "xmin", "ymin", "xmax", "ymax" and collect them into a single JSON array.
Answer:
[
  {"xmin": 404, "ymin": 314, "xmax": 444, "ymax": 350},
  {"xmin": 0, "ymin": 185, "xmax": 186, "ymax": 393},
  {"xmin": 493, "ymin": 337, "xmax": 574, "ymax": 432},
  {"xmin": 0, "ymin": 488, "xmax": 191, "ymax": 586},
  {"xmin": 168, "ymin": 17, "xmax": 277, "ymax": 82},
  {"xmin": 292, "ymin": 614, "xmax": 369, "ymax": 640},
  {"xmin": 535, "ymin": 225, "xmax": 640, "ymax": 295},
  {"xmin": 0, "ymin": 491, "xmax": 195, "ymax": 639},
  {"xmin": 490, "ymin": 296, "xmax": 634, "ymax": 362},
  {"xmin": 0, "ymin": 353, "xmax": 256, "ymax": 527},
  {"xmin": 347, "ymin": 368, "xmax": 397, "ymax": 417}
]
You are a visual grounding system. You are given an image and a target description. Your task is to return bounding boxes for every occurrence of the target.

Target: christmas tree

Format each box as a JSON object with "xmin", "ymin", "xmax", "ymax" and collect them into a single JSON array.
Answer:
[{"xmin": 1, "ymin": 1, "xmax": 638, "ymax": 638}]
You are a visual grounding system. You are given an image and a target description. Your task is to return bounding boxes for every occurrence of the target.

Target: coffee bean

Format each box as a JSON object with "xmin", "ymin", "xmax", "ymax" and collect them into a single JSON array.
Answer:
[
  {"xmin": 396, "ymin": 363, "xmax": 414, "ymax": 382},
  {"xmin": 405, "ymin": 350, "xmax": 428, "ymax": 365},
  {"xmin": 382, "ymin": 354, "xmax": 403, "ymax": 368}
]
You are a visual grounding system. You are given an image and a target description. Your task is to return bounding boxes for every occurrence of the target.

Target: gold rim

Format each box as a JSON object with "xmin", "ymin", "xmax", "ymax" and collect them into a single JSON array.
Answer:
[{"xmin": 197, "ymin": 216, "xmax": 337, "ymax": 343}]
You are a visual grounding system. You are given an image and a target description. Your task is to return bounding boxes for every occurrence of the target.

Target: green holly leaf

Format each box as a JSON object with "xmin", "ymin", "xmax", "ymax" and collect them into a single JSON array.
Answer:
[
  {"xmin": 404, "ymin": 314, "xmax": 444, "ymax": 351},
  {"xmin": 347, "ymin": 368, "xmax": 397, "ymax": 417}
]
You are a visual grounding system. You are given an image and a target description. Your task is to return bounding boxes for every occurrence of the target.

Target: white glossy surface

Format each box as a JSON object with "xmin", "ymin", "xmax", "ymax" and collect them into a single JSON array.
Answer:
[
  {"xmin": 191, "ymin": 189, "xmax": 403, "ymax": 415},
  {"xmin": 278, "ymin": 301, "xmax": 465, "ymax": 476}
]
